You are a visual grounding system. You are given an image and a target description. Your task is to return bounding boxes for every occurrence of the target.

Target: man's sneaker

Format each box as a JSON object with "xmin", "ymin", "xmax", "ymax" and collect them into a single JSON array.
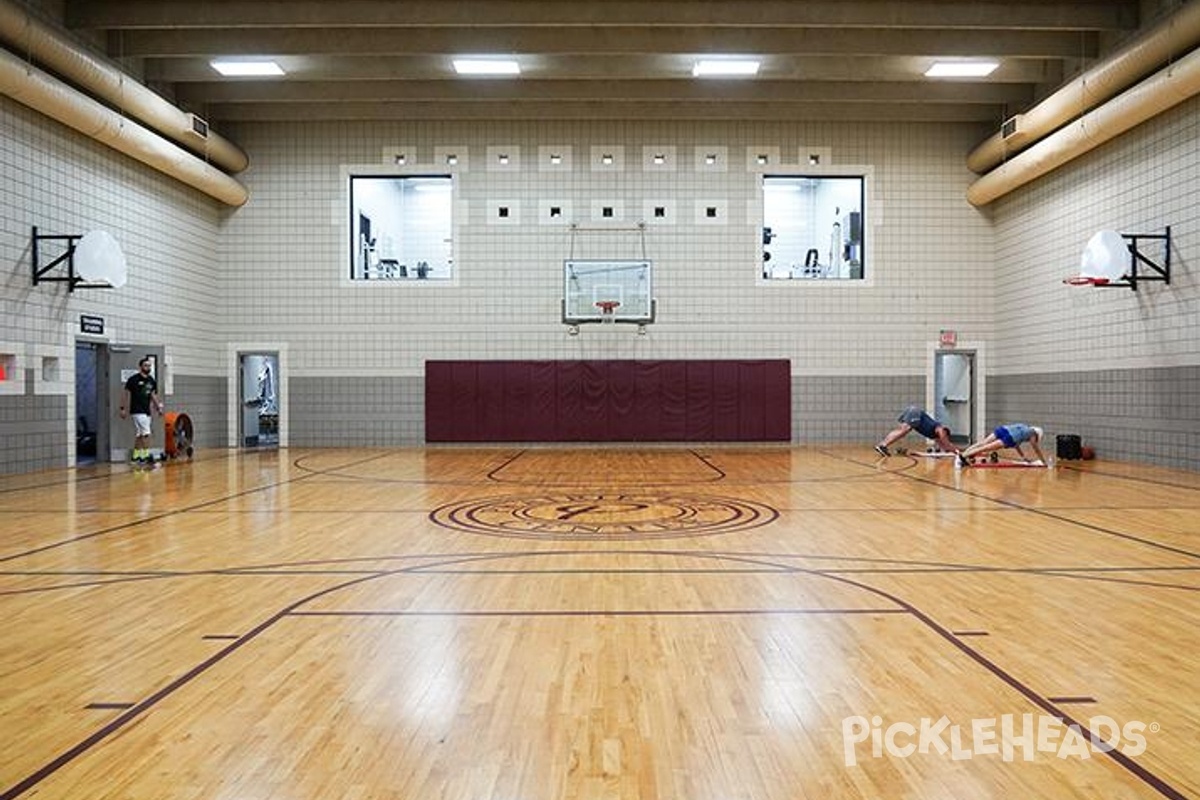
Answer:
[
  {"xmin": 874, "ymin": 444, "xmax": 890, "ymax": 457},
  {"xmin": 956, "ymin": 453, "xmax": 971, "ymax": 468}
]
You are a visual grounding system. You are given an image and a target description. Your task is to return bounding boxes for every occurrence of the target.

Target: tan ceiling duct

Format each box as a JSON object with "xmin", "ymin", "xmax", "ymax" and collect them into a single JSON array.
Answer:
[
  {"xmin": 966, "ymin": 45, "xmax": 1200, "ymax": 207},
  {"xmin": 0, "ymin": 46, "xmax": 249, "ymax": 207},
  {"xmin": 968, "ymin": 0, "xmax": 1200, "ymax": 175},
  {"xmin": 0, "ymin": 0, "xmax": 249, "ymax": 174}
]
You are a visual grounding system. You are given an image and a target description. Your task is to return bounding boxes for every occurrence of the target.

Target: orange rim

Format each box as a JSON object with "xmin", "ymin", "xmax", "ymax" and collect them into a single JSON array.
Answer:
[{"xmin": 1063, "ymin": 276, "xmax": 1110, "ymax": 286}]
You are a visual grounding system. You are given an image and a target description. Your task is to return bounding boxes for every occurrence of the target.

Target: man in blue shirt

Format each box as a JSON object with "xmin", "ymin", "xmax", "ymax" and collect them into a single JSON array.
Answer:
[{"xmin": 874, "ymin": 405, "xmax": 960, "ymax": 457}]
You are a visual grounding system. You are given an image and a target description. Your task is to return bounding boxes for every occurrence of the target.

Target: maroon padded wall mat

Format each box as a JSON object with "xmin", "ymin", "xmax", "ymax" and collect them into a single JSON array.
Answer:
[{"xmin": 425, "ymin": 360, "xmax": 790, "ymax": 442}]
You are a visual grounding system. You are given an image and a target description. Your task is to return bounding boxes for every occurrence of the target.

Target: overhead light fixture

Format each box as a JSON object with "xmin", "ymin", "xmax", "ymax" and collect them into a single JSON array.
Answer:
[
  {"xmin": 210, "ymin": 60, "xmax": 285, "ymax": 77},
  {"xmin": 925, "ymin": 61, "xmax": 999, "ymax": 78},
  {"xmin": 453, "ymin": 59, "xmax": 520, "ymax": 76},
  {"xmin": 692, "ymin": 59, "xmax": 760, "ymax": 78}
]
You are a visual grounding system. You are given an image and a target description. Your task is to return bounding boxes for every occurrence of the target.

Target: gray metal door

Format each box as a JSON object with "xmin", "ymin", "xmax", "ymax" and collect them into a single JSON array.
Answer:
[{"xmin": 934, "ymin": 351, "xmax": 974, "ymax": 444}]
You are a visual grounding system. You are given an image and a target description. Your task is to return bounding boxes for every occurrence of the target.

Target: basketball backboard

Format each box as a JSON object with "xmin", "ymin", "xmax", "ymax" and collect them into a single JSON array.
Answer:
[{"xmin": 563, "ymin": 259, "xmax": 654, "ymax": 325}]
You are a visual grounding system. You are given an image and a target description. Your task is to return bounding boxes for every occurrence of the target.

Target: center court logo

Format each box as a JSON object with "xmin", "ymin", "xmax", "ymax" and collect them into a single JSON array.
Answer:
[
  {"xmin": 842, "ymin": 714, "xmax": 1153, "ymax": 766},
  {"xmin": 430, "ymin": 492, "xmax": 778, "ymax": 540}
]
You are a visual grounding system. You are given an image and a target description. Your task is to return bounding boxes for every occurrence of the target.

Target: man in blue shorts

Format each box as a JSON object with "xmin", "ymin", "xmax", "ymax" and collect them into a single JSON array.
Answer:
[
  {"xmin": 874, "ymin": 405, "xmax": 959, "ymax": 457},
  {"xmin": 957, "ymin": 423, "xmax": 1047, "ymax": 467}
]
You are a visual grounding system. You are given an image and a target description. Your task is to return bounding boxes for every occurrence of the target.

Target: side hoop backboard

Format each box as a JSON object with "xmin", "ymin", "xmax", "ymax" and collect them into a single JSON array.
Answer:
[{"xmin": 563, "ymin": 259, "xmax": 655, "ymax": 324}]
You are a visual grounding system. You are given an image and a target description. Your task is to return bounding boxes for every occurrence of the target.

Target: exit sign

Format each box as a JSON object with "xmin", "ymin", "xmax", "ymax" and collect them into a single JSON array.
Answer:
[{"xmin": 939, "ymin": 329, "xmax": 957, "ymax": 347}]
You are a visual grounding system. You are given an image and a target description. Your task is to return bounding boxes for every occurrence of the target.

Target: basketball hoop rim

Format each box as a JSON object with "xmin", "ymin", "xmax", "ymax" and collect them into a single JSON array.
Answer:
[{"xmin": 1063, "ymin": 276, "xmax": 1110, "ymax": 286}]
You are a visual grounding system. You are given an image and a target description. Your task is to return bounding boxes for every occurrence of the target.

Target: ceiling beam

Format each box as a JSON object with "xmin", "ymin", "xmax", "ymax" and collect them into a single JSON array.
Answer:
[
  {"xmin": 107, "ymin": 26, "xmax": 1100, "ymax": 59},
  {"xmin": 175, "ymin": 79, "xmax": 1033, "ymax": 106},
  {"xmin": 147, "ymin": 55, "xmax": 1063, "ymax": 85},
  {"xmin": 69, "ymin": 0, "xmax": 1138, "ymax": 31},
  {"xmin": 203, "ymin": 99, "xmax": 1007, "ymax": 123}
]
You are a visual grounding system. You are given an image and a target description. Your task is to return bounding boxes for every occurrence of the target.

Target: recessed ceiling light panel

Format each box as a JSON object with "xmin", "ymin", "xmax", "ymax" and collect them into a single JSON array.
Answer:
[
  {"xmin": 210, "ymin": 60, "xmax": 285, "ymax": 77},
  {"xmin": 925, "ymin": 61, "xmax": 999, "ymax": 78},
  {"xmin": 693, "ymin": 59, "xmax": 760, "ymax": 78},
  {"xmin": 453, "ymin": 59, "xmax": 521, "ymax": 76}
]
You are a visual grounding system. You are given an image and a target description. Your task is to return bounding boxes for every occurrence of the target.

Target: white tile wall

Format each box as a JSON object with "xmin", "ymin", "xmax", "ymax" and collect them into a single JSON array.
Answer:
[
  {"xmin": 0, "ymin": 97, "xmax": 224, "ymax": 375},
  {"xmin": 992, "ymin": 95, "xmax": 1199, "ymax": 373},
  {"xmin": 219, "ymin": 119, "xmax": 997, "ymax": 378}
]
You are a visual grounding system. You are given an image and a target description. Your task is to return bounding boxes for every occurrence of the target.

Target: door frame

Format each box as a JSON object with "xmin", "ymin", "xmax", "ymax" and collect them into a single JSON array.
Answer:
[
  {"xmin": 926, "ymin": 340, "xmax": 986, "ymax": 447},
  {"xmin": 227, "ymin": 342, "xmax": 288, "ymax": 448}
]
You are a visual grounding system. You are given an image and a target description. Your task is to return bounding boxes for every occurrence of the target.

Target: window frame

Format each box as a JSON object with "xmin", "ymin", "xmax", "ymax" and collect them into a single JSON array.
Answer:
[
  {"xmin": 757, "ymin": 167, "xmax": 873, "ymax": 288},
  {"xmin": 344, "ymin": 171, "xmax": 458, "ymax": 286}
]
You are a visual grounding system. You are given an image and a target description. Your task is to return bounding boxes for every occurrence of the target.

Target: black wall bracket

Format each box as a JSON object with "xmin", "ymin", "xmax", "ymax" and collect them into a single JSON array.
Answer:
[
  {"xmin": 1097, "ymin": 226, "xmax": 1171, "ymax": 291},
  {"xmin": 31, "ymin": 226, "xmax": 113, "ymax": 292}
]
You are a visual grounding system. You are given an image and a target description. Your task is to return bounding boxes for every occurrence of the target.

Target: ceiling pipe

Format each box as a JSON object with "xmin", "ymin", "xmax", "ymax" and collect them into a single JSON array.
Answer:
[
  {"xmin": 0, "ymin": 46, "xmax": 249, "ymax": 207},
  {"xmin": 0, "ymin": 0, "xmax": 249, "ymax": 174},
  {"xmin": 966, "ymin": 45, "xmax": 1200, "ymax": 207},
  {"xmin": 968, "ymin": 0, "xmax": 1200, "ymax": 174}
]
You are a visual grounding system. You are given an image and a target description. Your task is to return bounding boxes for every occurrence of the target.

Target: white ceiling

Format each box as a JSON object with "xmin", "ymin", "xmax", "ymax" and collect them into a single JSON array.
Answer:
[{"xmin": 57, "ymin": 0, "xmax": 1156, "ymax": 125}]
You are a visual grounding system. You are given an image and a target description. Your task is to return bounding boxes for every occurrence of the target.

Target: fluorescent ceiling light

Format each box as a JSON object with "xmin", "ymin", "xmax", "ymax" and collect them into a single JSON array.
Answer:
[
  {"xmin": 925, "ymin": 61, "xmax": 999, "ymax": 78},
  {"xmin": 210, "ymin": 60, "xmax": 284, "ymax": 77},
  {"xmin": 453, "ymin": 59, "xmax": 520, "ymax": 76},
  {"xmin": 693, "ymin": 59, "xmax": 760, "ymax": 77}
]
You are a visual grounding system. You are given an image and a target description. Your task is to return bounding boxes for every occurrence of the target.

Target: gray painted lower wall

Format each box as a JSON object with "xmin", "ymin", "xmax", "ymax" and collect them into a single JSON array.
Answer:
[
  {"xmin": 6, "ymin": 368, "xmax": 1189, "ymax": 474},
  {"xmin": 289, "ymin": 376, "xmax": 425, "ymax": 446},
  {"xmin": 989, "ymin": 366, "xmax": 1199, "ymax": 472},
  {"xmin": 0, "ymin": 371, "xmax": 68, "ymax": 475},
  {"xmin": 169, "ymin": 375, "xmax": 228, "ymax": 449},
  {"xmin": 793, "ymin": 375, "xmax": 926, "ymax": 444}
]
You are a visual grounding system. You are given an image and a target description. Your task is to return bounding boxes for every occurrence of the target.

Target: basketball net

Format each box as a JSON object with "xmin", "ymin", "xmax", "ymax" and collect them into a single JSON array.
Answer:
[{"xmin": 596, "ymin": 300, "xmax": 620, "ymax": 324}]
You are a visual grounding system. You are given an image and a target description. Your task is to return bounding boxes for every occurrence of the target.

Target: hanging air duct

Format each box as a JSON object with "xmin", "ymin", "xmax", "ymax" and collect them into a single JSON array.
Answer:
[
  {"xmin": 0, "ymin": 46, "xmax": 249, "ymax": 207},
  {"xmin": 968, "ymin": 1, "xmax": 1200, "ymax": 174},
  {"xmin": 0, "ymin": 0, "xmax": 248, "ymax": 174},
  {"xmin": 966, "ymin": 45, "xmax": 1200, "ymax": 207}
]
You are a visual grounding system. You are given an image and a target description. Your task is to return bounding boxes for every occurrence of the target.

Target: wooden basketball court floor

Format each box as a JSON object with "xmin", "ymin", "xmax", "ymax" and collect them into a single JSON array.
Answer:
[{"xmin": 0, "ymin": 446, "xmax": 1197, "ymax": 800}]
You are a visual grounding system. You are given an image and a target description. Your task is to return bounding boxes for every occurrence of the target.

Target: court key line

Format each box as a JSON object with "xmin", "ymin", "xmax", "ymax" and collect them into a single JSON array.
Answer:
[{"xmin": 0, "ymin": 549, "xmax": 1190, "ymax": 800}]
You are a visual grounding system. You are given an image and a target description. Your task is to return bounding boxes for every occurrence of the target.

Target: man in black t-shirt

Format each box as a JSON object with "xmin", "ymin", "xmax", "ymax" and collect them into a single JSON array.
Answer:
[{"xmin": 120, "ymin": 357, "xmax": 163, "ymax": 463}]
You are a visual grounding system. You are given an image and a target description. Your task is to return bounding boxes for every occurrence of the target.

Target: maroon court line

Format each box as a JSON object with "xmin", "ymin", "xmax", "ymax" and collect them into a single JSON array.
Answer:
[
  {"xmin": 774, "ymin": 559, "xmax": 1190, "ymax": 800},
  {"xmin": 289, "ymin": 607, "xmax": 906, "ymax": 618},
  {"xmin": 1057, "ymin": 464, "xmax": 1200, "ymax": 492},
  {"xmin": 2, "ymin": 549, "xmax": 1189, "ymax": 800},
  {"xmin": 1048, "ymin": 696, "xmax": 1099, "ymax": 704},
  {"xmin": 824, "ymin": 450, "xmax": 1200, "ymax": 561},
  {"xmin": 0, "ymin": 451, "xmax": 395, "ymax": 566}
]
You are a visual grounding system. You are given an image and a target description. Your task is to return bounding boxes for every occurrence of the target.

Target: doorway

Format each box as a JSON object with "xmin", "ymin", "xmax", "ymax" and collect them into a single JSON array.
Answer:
[
  {"xmin": 74, "ymin": 341, "xmax": 102, "ymax": 464},
  {"xmin": 239, "ymin": 352, "xmax": 280, "ymax": 448},
  {"xmin": 933, "ymin": 350, "xmax": 975, "ymax": 445}
]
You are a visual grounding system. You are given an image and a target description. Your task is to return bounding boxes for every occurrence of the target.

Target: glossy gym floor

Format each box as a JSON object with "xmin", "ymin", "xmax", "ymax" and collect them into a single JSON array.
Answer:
[{"xmin": 1, "ymin": 447, "xmax": 1197, "ymax": 799}]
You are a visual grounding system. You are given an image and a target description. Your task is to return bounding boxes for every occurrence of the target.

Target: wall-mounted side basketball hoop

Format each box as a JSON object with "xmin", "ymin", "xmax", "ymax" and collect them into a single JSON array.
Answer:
[
  {"xmin": 31, "ymin": 226, "xmax": 128, "ymax": 292},
  {"xmin": 1064, "ymin": 226, "xmax": 1170, "ymax": 291}
]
